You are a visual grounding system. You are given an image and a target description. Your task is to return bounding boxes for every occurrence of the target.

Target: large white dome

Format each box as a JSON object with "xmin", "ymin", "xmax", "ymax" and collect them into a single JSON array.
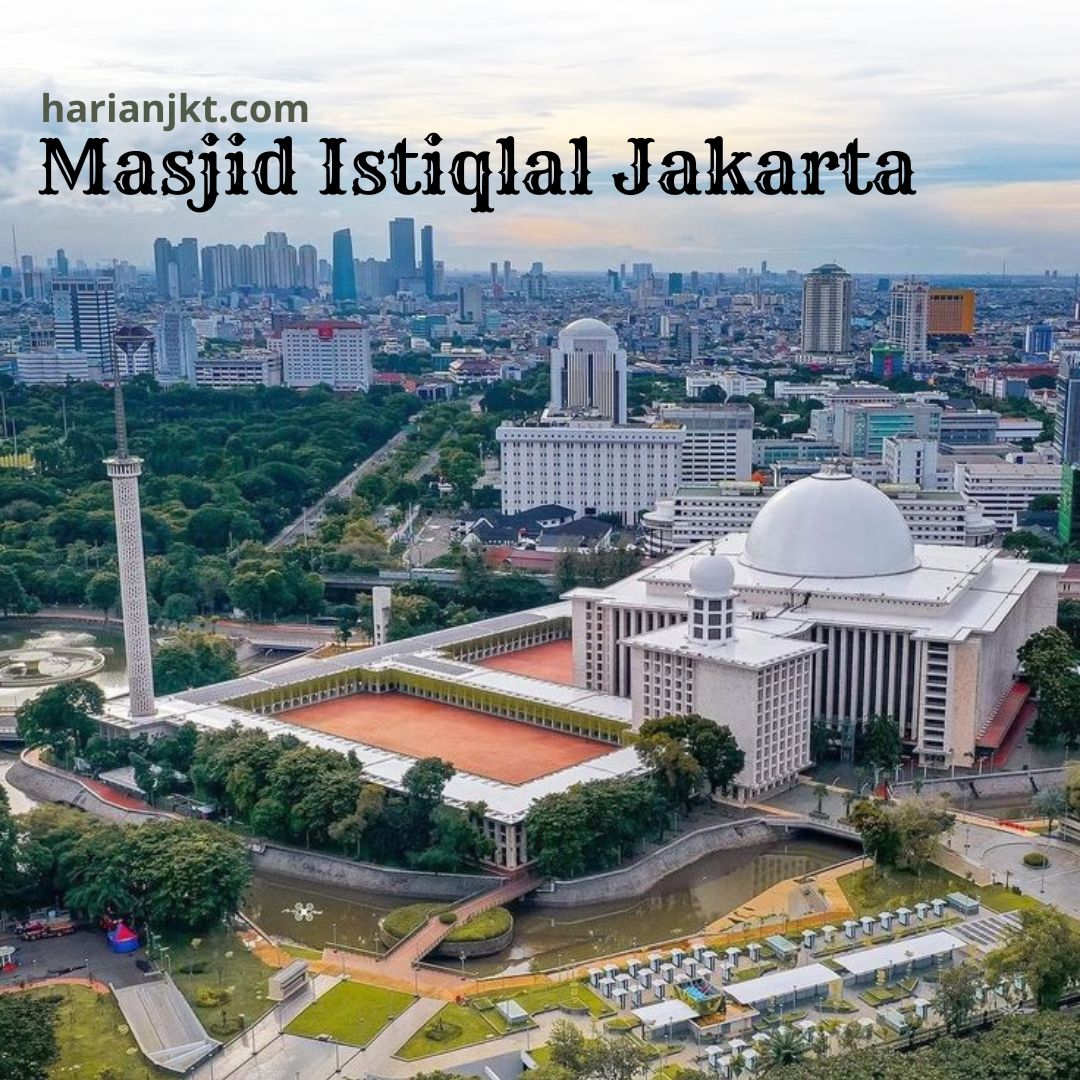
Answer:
[
  {"xmin": 560, "ymin": 318, "xmax": 618, "ymax": 340},
  {"xmin": 742, "ymin": 471, "xmax": 919, "ymax": 579}
]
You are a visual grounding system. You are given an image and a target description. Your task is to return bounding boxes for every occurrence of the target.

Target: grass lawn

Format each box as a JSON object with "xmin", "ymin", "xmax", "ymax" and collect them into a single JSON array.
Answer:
[
  {"xmin": 164, "ymin": 927, "xmax": 275, "ymax": 1037},
  {"xmin": 396, "ymin": 1001, "xmax": 511, "ymax": 1060},
  {"xmin": 446, "ymin": 906, "xmax": 512, "ymax": 943},
  {"xmin": 285, "ymin": 980, "xmax": 415, "ymax": 1047},
  {"xmin": 480, "ymin": 979, "xmax": 613, "ymax": 1019},
  {"xmin": 381, "ymin": 902, "xmax": 444, "ymax": 940},
  {"xmin": 27, "ymin": 984, "xmax": 170, "ymax": 1079},
  {"xmin": 837, "ymin": 864, "xmax": 1048, "ymax": 917}
]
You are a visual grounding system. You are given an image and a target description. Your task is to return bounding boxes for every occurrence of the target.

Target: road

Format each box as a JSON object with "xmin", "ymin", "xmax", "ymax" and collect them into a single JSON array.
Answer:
[{"xmin": 268, "ymin": 422, "xmax": 418, "ymax": 550}]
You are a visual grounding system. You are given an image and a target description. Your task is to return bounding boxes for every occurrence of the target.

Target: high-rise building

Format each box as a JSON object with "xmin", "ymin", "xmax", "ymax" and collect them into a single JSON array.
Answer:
[
  {"xmin": 281, "ymin": 321, "xmax": 371, "ymax": 390},
  {"xmin": 523, "ymin": 262, "xmax": 547, "ymax": 301},
  {"xmin": 489, "ymin": 261, "xmax": 498, "ymax": 288},
  {"xmin": 420, "ymin": 225, "xmax": 435, "ymax": 298},
  {"xmin": 388, "ymin": 217, "xmax": 416, "ymax": 289},
  {"xmin": 52, "ymin": 278, "xmax": 116, "ymax": 378},
  {"xmin": 888, "ymin": 279, "xmax": 930, "ymax": 364},
  {"xmin": 458, "ymin": 284, "xmax": 484, "ymax": 323},
  {"xmin": 882, "ymin": 435, "xmax": 940, "ymax": 490},
  {"xmin": 298, "ymin": 244, "xmax": 318, "ymax": 291},
  {"xmin": 1026, "ymin": 323, "xmax": 1054, "ymax": 356},
  {"xmin": 927, "ymin": 288, "xmax": 975, "ymax": 336},
  {"xmin": 800, "ymin": 263, "xmax": 853, "ymax": 354},
  {"xmin": 153, "ymin": 237, "xmax": 200, "ymax": 298},
  {"xmin": 55, "ymin": 248, "xmax": 69, "ymax": 277},
  {"xmin": 1055, "ymin": 349, "xmax": 1080, "ymax": 465},
  {"xmin": 550, "ymin": 317, "xmax": 628, "ymax": 423},
  {"xmin": 870, "ymin": 343, "xmax": 905, "ymax": 379},
  {"xmin": 331, "ymin": 229, "xmax": 357, "ymax": 302},
  {"xmin": 655, "ymin": 402, "xmax": 753, "ymax": 485},
  {"xmin": 155, "ymin": 309, "xmax": 197, "ymax": 383}
]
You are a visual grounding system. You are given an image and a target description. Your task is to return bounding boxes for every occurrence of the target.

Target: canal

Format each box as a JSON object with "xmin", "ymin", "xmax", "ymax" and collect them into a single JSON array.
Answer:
[{"xmin": 243, "ymin": 835, "xmax": 856, "ymax": 974}]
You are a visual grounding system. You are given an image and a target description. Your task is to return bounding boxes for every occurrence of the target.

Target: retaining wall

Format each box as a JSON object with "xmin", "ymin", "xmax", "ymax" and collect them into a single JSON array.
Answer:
[
  {"xmin": 892, "ymin": 767, "xmax": 1065, "ymax": 805},
  {"xmin": 532, "ymin": 818, "xmax": 788, "ymax": 907},
  {"xmin": 6, "ymin": 754, "xmax": 170, "ymax": 825},
  {"xmin": 251, "ymin": 844, "xmax": 497, "ymax": 901}
]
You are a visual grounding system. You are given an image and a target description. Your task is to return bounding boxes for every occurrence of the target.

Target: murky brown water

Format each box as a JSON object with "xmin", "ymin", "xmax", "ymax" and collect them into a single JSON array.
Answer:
[{"xmin": 244, "ymin": 836, "xmax": 855, "ymax": 974}]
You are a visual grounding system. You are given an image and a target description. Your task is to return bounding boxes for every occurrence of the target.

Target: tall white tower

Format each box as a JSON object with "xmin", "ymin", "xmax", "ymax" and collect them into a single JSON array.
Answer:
[
  {"xmin": 550, "ymin": 318, "xmax": 628, "ymax": 423},
  {"xmin": 686, "ymin": 551, "xmax": 737, "ymax": 645},
  {"xmin": 105, "ymin": 380, "xmax": 156, "ymax": 718}
]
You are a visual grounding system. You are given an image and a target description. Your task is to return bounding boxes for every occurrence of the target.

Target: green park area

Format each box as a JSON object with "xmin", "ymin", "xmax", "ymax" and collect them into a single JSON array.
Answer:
[
  {"xmin": 477, "ymin": 979, "xmax": 613, "ymax": 1019},
  {"xmin": 381, "ymin": 903, "xmax": 513, "ymax": 945},
  {"xmin": 29, "ymin": 985, "xmax": 169, "ymax": 1080},
  {"xmin": 285, "ymin": 980, "xmax": 415, "ymax": 1047},
  {"xmin": 839, "ymin": 864, "xmax": 1050, "ymax": 918},
  {"xmin": 164, "ymin": 927, "xmax": 276, "ymax": 1038},
  {"xmin": 396, "ymin": 999, "xmax": 514, "ymax": 1059}
]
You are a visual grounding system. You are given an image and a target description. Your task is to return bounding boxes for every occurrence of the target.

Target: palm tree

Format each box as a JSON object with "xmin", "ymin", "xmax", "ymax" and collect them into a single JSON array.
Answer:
[{"xmin": 763, "ymin": 1026, "xmax": 808, "ymax": 1072}]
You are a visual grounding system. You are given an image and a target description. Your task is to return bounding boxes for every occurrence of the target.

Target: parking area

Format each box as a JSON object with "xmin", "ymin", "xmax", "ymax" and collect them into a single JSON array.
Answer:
[{"xmin": 0, "ymin": 928, "xmax": 148, "ymax": 990}]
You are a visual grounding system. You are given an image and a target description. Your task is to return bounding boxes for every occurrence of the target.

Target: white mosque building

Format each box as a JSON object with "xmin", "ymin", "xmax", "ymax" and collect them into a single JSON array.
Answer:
[
  {"xmin": 104, "ymin": 469, "xmax": 1060, "ymax": 867},
  {"xmin": 570, "ymin": 470, "xmax": 1061, "ymax": 771}
]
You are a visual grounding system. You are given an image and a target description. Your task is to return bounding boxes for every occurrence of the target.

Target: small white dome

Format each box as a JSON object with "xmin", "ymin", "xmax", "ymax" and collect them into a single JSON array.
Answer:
[
  {"xmin": 689, "ymin": 553, "xmax": 736, "ymax": 596},
  {"xmin": 742, "ymin": 471, "xmax": 919, "ymax": 579},
  {"xmin": 560, "ymin": 317, "xmax": 618, "ymax": 340}
]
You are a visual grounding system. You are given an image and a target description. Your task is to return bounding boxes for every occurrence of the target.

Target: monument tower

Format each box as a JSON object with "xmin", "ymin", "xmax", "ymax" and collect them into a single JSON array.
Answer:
[{"xmin": 104, "ymin": 374, "xmax": 156, "ymax": 718}]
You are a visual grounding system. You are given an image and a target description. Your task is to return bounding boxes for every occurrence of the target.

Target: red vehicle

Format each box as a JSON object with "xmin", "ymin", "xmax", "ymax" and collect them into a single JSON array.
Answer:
[{"xmin": 16, "ymin": 909, "xmax": 76, "ymax": 941}]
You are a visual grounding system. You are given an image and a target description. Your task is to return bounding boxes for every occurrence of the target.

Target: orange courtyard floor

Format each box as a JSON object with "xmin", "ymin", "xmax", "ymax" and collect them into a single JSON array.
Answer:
[
  {"xmin": 280, "ymin": 690, "xmax": 608, "ymax": 785},
  {"xmin": 476, "ymin": 639, "xmax": 576, "ymax": 685}
]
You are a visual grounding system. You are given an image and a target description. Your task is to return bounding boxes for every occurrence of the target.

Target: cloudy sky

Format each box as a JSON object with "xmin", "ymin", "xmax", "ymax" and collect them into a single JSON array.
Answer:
[{"xmin": 3, "ymin": 0, "xmax": 1079, "ymax": 273}]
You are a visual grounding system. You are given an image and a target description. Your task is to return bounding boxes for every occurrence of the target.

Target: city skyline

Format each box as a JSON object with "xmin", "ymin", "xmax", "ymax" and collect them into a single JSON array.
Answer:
[{"xmin": 4, "ymin": 2, "xmax": 1080, "ymax": 273}]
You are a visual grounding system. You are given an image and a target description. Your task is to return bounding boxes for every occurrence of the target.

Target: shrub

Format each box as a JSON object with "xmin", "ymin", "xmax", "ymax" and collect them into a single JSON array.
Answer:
[
  {"xmin": 178, "ymin": 961, "xmax": 209, "ymax": 975},
  {"xmin": 445, "ymin": 906, "xmax": 513, "ymax": 943},
  {"xmin": 423, "ymin": 1019, "xmax": 463, "ymax": 1043},
  {"xmin": 438, "ymin": 912, "xmax": 458, "ymax": 925},
  {"xmin": 382, "ymin": 903, "xmax": 443, "ymax": 940},
  {"xmin": 194, "ymin": 986, "xmax": 232, "ymax": 1008},
  {"xmin": 1023, "ymin": 851, "xmax": 1050, "ymax": 868},
  {"xmin": 209, "ymin": 1016, "xmax": 243, "ymax": 1037}
]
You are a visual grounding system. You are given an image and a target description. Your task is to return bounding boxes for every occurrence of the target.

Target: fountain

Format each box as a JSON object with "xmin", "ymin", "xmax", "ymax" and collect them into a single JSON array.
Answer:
[{"xmin": 0, "ymin": 643, "xmax": 106, "ymax": 688}]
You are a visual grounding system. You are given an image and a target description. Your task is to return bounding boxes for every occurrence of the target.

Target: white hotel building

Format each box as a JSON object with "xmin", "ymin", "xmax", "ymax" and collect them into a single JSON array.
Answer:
[{"xmin": 280, "ymin": 321, "xmax": 372, "ymax": 390}]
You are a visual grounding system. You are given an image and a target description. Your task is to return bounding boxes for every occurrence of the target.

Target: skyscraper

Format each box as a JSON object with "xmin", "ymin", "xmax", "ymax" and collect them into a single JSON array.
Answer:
[
  {"xmin": 55, "ymin": 248, "xmax": 68, "ymax": 277},
  {"xmin": 1055, "ymin": 349, "xmax": 1080, "ymax": 465},
  {"xmin": 298, "ymin": 244, "xmax": 318, "ymax": 291},
  {"xmin": 52, "ymin": 278, "xmax": 116, "ymax": 378},
  {"xmin": 550, "ymin": 317, "xmax": 628, "ymax": 423},
  {"xmin": 801, "ymin": 263, "xmax": 853, "ymax": 354},
  {"xmin": 888, "ymin": 279, "xmax": 930, "ymax": 364},
  {"xmin": 155, "ymin": 309, "xmax": 198, "ymax": 383},
  {"xmin": 388, "ymin": 217, "xmax": 416, "ymax": 289},
  {"xmin": 153, "ymin": 237, "xmax": 200, "ymax": 298},
  {"xmin": 105, "ymin": 372, "xmax": 156, "ymax": 719},
  {"xmin": 420, "ymin": 225, "xmax": 435, "ymax": 298},
  {"xmin": 332, "ymin": 228, "xmax": 357, "ymax": 302}
]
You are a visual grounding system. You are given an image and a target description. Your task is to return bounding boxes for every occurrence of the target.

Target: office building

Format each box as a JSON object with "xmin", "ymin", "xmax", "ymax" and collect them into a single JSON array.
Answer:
[
  {"xmin": 1055, "ymin": 349, "xmax": 1080, "ymax": 465},
  {"xmin": 953, "ymin": 460, "xmax": 1063, "ymax": 529},
  {"xmin": 800, "ymin": 264, "xmax": 853, "ymax": 354},
  {"xmin": 497, "ymin": 421, "xmax": 683, "ymax": 524},
  {"xmin": 388, "ymin": 217, "xmax": 416, "ymax": 289},
  {"xmin": 298, "ymin": 244, "xmax": 318, "ymax": 291},
  {"xmin": 870, "ymin": 344, "xmax": 905, "ymax": 380},
  {"xmin": 195, "ymin": 352, "xmax": 283, "ymax": 388},
  {"xmin": 331, "ymin": 229, "xmax": 357, "ymax": 302},
  {"xmin": 655, "ymin": 403, "xmax": 753, "ymax": 485},
  {"xmin": 421, "ymin": 225, "xmax": 436, "ymax": 298},
  {"xmin": 458, "ymin": 284, "xmax": 484, "ymax": 324},
  {"xmin": 13, "ymin": 350, "xmax": 93, "ymax": 384},
  {"xmin": 927, "ymin": 289, "xmax": 975, "ymax": 337},
  {"xmin": 550, "ymin": 318, "xmax": 628, "ymax": 423},
  {"xmin": 55, "ymin": 249, "xmax": 68, "ymax": 277},
  {"xmin": 152, "ymin": 237, "xmax": 200, "ymax": 298},
  {"xmin": 1025, "ymin": 323, "xmax": 1054, "ymax": 357},
  {"xmin": 882, "ymin": 436, "xmax": 940, "ymax": 490},
  {"xmin": 154, "ymin": 310, "xmax": 197, "ymax": 383},
  {"xmin": 642, "ymin": 478, "xmax": 993, "ymax": 555},
  {"xmin": 888, "ymin": 279, "xmax": 930, "ymax": 364},
  {"xmin": 939, "ymin": 407, "xmax": 999, "ymax": 446},
  {"xmin": 52, "ymin": 278, "xmax": 116, "ymax": 378},
  {"xmin": 281, "ymin": 321, "xmax": 371, "ymax": 390}
]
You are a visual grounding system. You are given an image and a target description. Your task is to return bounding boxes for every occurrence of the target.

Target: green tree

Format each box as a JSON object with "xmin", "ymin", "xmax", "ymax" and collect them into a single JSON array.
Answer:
[
  {"xmin": 15, "ymin": 679, "xmax": 104, "ymax": 759},
  {"xmin": 856, "ymin": 715, "xmax": 903, "ymax": 773},
  {"xmin": 403, "ymin": 757, "xmax": 456, "ymax": 848},
  {"xmin": 85, "ymin": 569, "xmax": 120, "ymax": 616},
  {"xmin": 0, "ymin": 995, "xmax": 59, "ymax": 1080},
  {"xmin": 763, "ymin": 1024, "xmax": 809, "ymax": 1071},
  {"xmin": 987, "ymin": 906, "xmax": 1080, "ymax": 1010},
  {"xmin": 152, "ymin": 630, "xmax": 239, "ymax": 694},
  {"xmin": 890, "ymin": 796, "xmax": 955, "ymax": 873},
  {"xmin": 0, "ymin": 565, "xmax": 31, "ymax": 615},
  {"xmin": 933, "ymin": 961, "xmax": 980, "ymax": 1033},
  {"xmin": 160, "ymin": 591, "xmax": 197, "ymax": 626},
  {"xmin": 0, "ymin": 787, "xmax": 21, "ymax": 913},
  {"xmin": 636, "ymin": 732, "xmax": 703, "ymax": 810},
  {"xmin": 638, "ymin": 714, "xmax": 745, "ymax": 795},
  {"xmin": 1033, "ymin": 784, "xmax": 1068, "ymax": 835},
  {"xmin": 848, "ymin": 799, "xmax": 901, "ymax": 868}
]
